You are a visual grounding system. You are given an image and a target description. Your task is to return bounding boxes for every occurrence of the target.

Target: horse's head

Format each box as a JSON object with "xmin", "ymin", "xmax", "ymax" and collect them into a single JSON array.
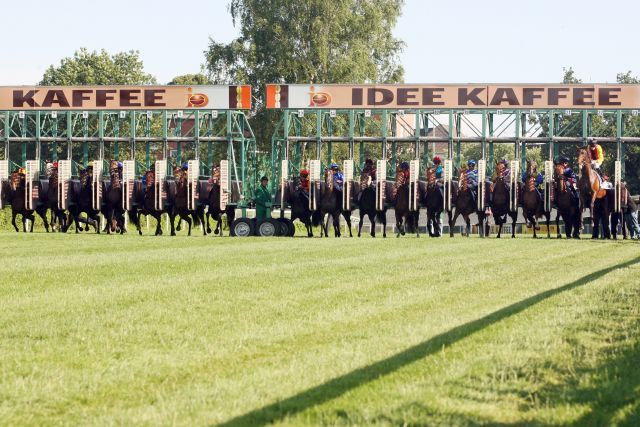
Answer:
[
  {"xmin": 211, "ymin": 165, "xmax": 221, "ymax": 184},
  {"xmin": 80, "ymin": 168, "xmax": 91, "ymax": 187},
  {"xmin": 493, "ymin": 162, "xmax": 506, "ymax": 182},
  {"xmin": 145, "ymin": 170, "xmax": 155, "ymax": 189},
  {"xmin": 526, "ymin": 160, "xmax": 537, "ymax": 177},
  {"xmin": 325, "ymin": 168, "xmax": 334, "ymax": 190},
  {"xmin": 426, "ymin": 167, "xmax": 436, "ymax": 185},
  {"xmin": 577, "ymin": 147, "xmax": 590, "ymax": 167},
  {"xmin": 10, "ymin": 172, "xmax": 21, "ymax": 190},
  {"xmin": 459, "ymin": 167, "xmax": 468, "ymax": 190}
]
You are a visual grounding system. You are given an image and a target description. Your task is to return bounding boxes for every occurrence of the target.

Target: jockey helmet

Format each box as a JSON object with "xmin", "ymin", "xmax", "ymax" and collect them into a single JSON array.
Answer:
[
  {"xmin": 499, "ymin": 158, "xmax": 509, "ymax": 165},
  {"xmin": 182, "ymin": 162, "xmax": 189, "ymax": 170},
  {"xmin": 365, "ymin": 158, "xmax": 374, "ymax": 165},
  {"xmin": 53, "ymin": 162, "xmax": 58, "ymax": 168},
  {"xmin": 300, "ymin": 169, "xmax": 309, "ymax": 176},
  {"xmin": 468, "ymin": 159, "xmax": 476, "ymax": 166},
  {"xmin": 117, "ymin": 162, "xmax": 123, "ymax": 168},
  {"xmin": 330, "ymin": 163, "xmax": 339, "ymax": 169},
  {"xmin": 433, "ymin": 156, "xmax": 442, "ymax": 164},
  {"xmin": 400, "ymin": 161, "xmax": 409, "ymax": 170},
  {"xmin": 588, "ymin": 138, "xmax": 597, "ymax": 146},
  {"xmin": 559, "ymin": 156, "xmax": 570, "ymax": 164},
  {"xmin": 18, "ymin": 167, "xmax": 25, "ymax": 174}
]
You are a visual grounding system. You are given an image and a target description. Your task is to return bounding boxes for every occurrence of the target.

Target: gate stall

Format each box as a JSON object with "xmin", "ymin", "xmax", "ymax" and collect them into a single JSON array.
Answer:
[
  {"xmin": 154, "ymin": 160, "xmax": 167, "ymax": 211},
  {"xmin": 92, "ymin": 160, "xmax": 103, "ymax": 211},
  {"xmin": 57, "ymin": 160, "xmax": 72, "ymax": 210},
  {"xmin": 0, "ymin": 159, "xmax": 8, "ymax": 209},
  {"xmin": 122, "ymin": 160, "xmax": 135, "ymax": 211},
  {"xmin": 25, "ymin": 160, "xmax": 39, "ymax": 211}
]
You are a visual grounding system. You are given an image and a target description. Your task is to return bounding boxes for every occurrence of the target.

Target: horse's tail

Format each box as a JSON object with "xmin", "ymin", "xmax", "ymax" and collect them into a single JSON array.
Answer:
[{"xmin": 311, "ymin": 210, "xmax": 322, "ymax": 227}]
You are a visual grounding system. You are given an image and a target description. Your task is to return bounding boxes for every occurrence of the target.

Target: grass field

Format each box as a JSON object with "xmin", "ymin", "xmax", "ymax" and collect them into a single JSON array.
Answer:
[{"xmin": 0, "ymin": 233, "xmax": 639, "ymax": 426}]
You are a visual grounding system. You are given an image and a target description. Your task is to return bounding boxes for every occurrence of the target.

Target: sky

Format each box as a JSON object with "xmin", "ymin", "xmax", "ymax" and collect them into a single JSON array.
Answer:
[{"xmin": 1, "ymin": 0, "xmax": 639, "ymax": 85}]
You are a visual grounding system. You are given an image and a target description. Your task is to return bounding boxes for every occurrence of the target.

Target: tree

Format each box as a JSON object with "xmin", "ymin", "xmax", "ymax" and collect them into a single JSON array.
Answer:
[
  {"xmin": 40, "ymin": 48, "xmax": 156, "ymax": 85},
  {"xmin": 204, "ymin": 0, "xmax": 406, "ymax": 148},
  {"xmin": 168, "ymin": 73, "xmax": 211, "ymax": 85}
]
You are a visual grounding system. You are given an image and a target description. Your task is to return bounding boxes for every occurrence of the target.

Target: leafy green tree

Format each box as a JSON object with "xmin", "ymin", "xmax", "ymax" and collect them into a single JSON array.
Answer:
[
  {"xmin": 204, "ymin": 0, "xmax": 406, "ymax": 149},
  {"xmin": 168, "ymin": 73, "xmax": 211, "ymax": 85},
  {"xmin": 40, "ymin": 48, "xmax": 156, "ymax": 85}
]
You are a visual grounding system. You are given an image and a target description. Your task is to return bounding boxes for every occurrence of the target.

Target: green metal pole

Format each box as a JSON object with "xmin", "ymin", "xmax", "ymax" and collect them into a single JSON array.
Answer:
[
  {"xmin": 447, "ymin": 111, "xmax": 454, "ymax": 161},
  {"xmin": 521, "ymin": 114, "xmax": 527, "ymax": 170},
  {"xmin": 52, "ymin": 113, "xmax": 58, "ymax": 162},
  {"xmin": 455, "ymin": 113, "xmax": 461, "ymax": 169},
  {"xmin": 358, "ymin": 112, "xmax": 365, "ymax": 168},
  {"xmin": 488, "ymin": 112, "xmax": 494, "ymax": 167},
  {"xmin": 481, "ymin": 110, "xmax": 487, "ymax": 174},
  {"xmin": 114, "ymin": 114, "xmax": 120, "ymax": 160},
  {"xmin": 423, "ymin": 113, "xmax": 429, "ymax": 169},
  {"xmin": 327, "ymin": 113, "xmax": 333, "ymax": 165},
  {"xmin": 548, "ymin": 112, "xmax": 555, "ymax": 162},
  {"xmin": 21, "ymin": 113, "xmax": 27, "ymax": 166},
  {"xmin": 382, "ymin": 110, "xmax": 389, "ymax": 175},
  {"xmin": 98, "ymin": 111, "xmax": 104, "ymax": 162},
  {"xmin": 146, "ymin": 113, "xmax": 152, "ymax": 170},
  {"xmin": 194, "ymin": 110, "xmax": 200, "ymax": 174},
  {"xmin": 36, "ymin": 111, "xmax": 41, "ymax": 167},
  {"xmin": 82, "ymin": 114, "xmax": 88, "ymax": 168},
  {"xmin": 391, "ymin": 111, "xmax": 397, "ymax": 171}
]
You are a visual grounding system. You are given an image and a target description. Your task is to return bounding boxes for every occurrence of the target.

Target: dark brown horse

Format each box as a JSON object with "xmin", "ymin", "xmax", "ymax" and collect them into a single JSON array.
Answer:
[
  {"xmin": 490, "ymin": 162, "xmax": 517, "ymax": 238},
  {"xmin": 173, "ymin": 167, "xmax": 206, "ymax": 236},
  {"xmin": 423, "ymin": 167, "xmax": 443, "ymax": 237},
  {"xmin": 318, "ymin": 169, "xmax": 353, "ymax": 237},
  {"xmin": 356, "ymin": 169, "xmax": 387, "ymax": 238},
  {"xmin": 553, "ymin": 163, "xmax": 581, "ymax": 239},
  {"xmin": 393, "ymin": 167, "xmax": 420, "ymax": 237},
  {"xmin": 206, "ymin": 165, "xmax": 236, "ymax": 236},
  {"xmin": 520, "ymin": 160, "xmax": 550, "ymax": 238},
  {"xmin": 447, "ymin": 167, "xmax": 488, "ymax": 237}
]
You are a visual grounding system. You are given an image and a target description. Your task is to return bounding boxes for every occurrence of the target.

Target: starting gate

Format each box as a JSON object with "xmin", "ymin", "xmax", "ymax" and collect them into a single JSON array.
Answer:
[
  {"xmin": 122, "ymin": 160, "xmax": 135, "ymax": 211},
  {"xmin": 510, "ymin": 160, "xmax": 520, "ymax": 212},
  {"xmin": 58, "ymin": 160, "xmax": 72, "ymax": 210},
  {"xmin": 343, "ymin": 159, "xmax": 354, "ymax": 211},
  {"xmin": 544, "ymin": 160, "xmax": 553, "ymax": 212},
  {"xmin": 477, "ymin": 159, "xmax": 487, "ymax": 211},
  {"xmin": 187, "ymin": 160, "xmax": 199, "ymax": 211},
  {"xmin": 219, "ymin": 159, "xmax": 230, "ymax": 211},
  {"xmin": 376, "ymin": 160, "xmax": 386, "ymax": 211},
  {"xmin": 409, "ymin": 160, "xmax": 419, "ymax": 211},
  {"xmin": 25, "ymin": 160, "xmax": 39, "ymax": 210},
  {"xmin": 309, "ymin": 159, "xmax": 321, "ymax": 210},
  {"xmin": 154, "ymin": 160, "xmax": 166, "ymax": 211},
  {"xmin": 443, "ymin": 159, "xmax": 453, "ymax": 211},
  {"xmin": 614, "ymin": 160, "xmax": 622, "ymax": 212},
  {"xmin": 92, "ymin": 161, "xmax": 103, "ymax": 211},
  {"xmin": 280, "ymin": 159, "xmax": 288, "ymax": 213},
  {"xmin": 0, "ymin": 160, "xmax": 8, "ymax": 209}
]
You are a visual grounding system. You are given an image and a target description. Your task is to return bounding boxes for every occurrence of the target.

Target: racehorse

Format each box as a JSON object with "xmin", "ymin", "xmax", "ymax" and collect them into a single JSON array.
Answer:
[
  {"xmin": 423, "ymin": 167, "xmax": 443, "ymax": 237},
  {"xmin": 577, "ymin": 147, "xmax": 606, "ymax": 214},
  {"xmin": 172, "ymin": 167, "xmax": 206, "ymax": 236},
  {"xmin": 447, "ymin": 167, "xmax": 487, "ymax": 237},
  {"xmin": 206, "ymin": 165, "xmax": 236, "ymax": 237},
  {"xmin": 318, "ymin": 168, "xmax": 353, "ymax": 237},
  {"xmin": 490, "ymin": 162, "xmax": 517, "ymax": 238},
  {"xmin": 104, "ymin": 160, "xmax": 125, "ymax": 234},
  {"xmin": 4, "ymin": 170, "xmax": 50, "ymax": 232},
  {"xmin": 66, "ymin": 167, "xmax": 100, "ymax": 233},
  {"xmin": 134, "ymin": 169, "xmax": 177, "ymax": 236},
  {"xmin": 520, "ymin": 160, "xmax": 551, "ymax": 238},
  {"xmin": 356, "ymin": 169, "xmax": 386, "ymax": 238},
  {"xmin": 393, "ymin": 167, "xmax": 420, "ymax": 237},
  {"xmin": 553, "ymin": 163, "xmax": 581, "ymax": 239},
  {"xmin": 45, "ymin": 164, "xmax": 68, "ymax": 232}
]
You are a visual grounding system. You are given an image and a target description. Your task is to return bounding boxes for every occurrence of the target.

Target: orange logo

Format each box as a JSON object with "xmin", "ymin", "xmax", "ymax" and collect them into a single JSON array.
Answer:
[
  {"xmin": 187, "ymin": 87, "xmax": 208, "ymax": 107},
  {"xmin": 308, "ymin": 86, "xmax": 332, "ymax": 107}
]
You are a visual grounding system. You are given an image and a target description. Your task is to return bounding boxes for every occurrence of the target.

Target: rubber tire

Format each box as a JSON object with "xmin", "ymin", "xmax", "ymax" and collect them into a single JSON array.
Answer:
[
  {"xmin": 256, "ymin": 218, "xmax": 280, "ymax": 237},
  {"xmin": 231, "ymin": 217, "xmax": 254, "ymax": 237},
  {"xmin": 277, "ymin": 218, "xmax": 290, "ymax": 236}
]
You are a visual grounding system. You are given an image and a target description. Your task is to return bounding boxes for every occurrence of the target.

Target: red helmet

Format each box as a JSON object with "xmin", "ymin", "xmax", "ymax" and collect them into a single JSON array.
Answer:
[
  {"xmin": 433, "ymin": 156, "xmax": 442, "ymax": 164},
  {"xmin": 53, "ymin": 162, "xmax": 58, "ymax": 168},
  {"xmin": 300, "ymin": 169, "xmax": 309, "ymax": 176}
]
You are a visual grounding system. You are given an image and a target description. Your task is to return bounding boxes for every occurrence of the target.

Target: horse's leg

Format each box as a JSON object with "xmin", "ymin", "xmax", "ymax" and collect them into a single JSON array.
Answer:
[
  {"xmin": 333, "ymin": 213, "xmax": 341, "ymax": 237},
  {"xmin": 11, "ymin": 210, "xmax": 19, "ymax": 232},
  {"xmin": 511, "ymin": 212, "xmax": 517, "ymax": 238},
  {"xmin": 414, "ymin": 212, "xmax": 420, "ymax": 238},
  {"xmin": 464, "ymin": 214, "xmax": 471, "ymax": 236},
  {"xmin": 343, "ymin": 211, "xmax": 353, "ymax": 237},
  {"xmin": 182, "ymin": 213, "xmax": 192, "ymax": 236},
  {"xmin": 206, "ymin": 212, "xmax": 212, "ymax": 234},
  {"xmin": 449, "ymin": 210, "xmax": 460, "ymax": 237},
  {"xmin": 358, "ymin": 210, "xmax": 364, "ymax": 237}
]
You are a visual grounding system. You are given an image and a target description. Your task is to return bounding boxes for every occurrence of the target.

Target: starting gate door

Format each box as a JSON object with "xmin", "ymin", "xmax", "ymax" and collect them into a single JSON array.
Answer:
[
  {"xmin": 92, "ymin": 160, "xmax": 103, "ymax": 211},
  {"xmin": 409, "ymin": 160, "xmax": 419, "ymax": 211},
  {"xmin": 544, "ymin": 160, "xmax": 553, "ymax": 212},
  {"xmin": 0, "ymin": 160, "xmax": 8, "ymax": 209},
  {"xmin": 122, "ymin": 160, "xmax": 135, "ymax": 211},
  {"xmin": 510, "ymin": 160, "xmax": 520, "ymax": 212},
  {"xmin": 280, "ymin": 159, "xmax": 288, "ymax": 211},
  {"xmin": 477, "ymin": 159, "xmax": 487, "ymax": 211},
  {"xmin": 614, "ymin": 160, "xmax": 622, "ymax": 212},
  {"xmin": 220, "ymin": 159, "xmax": 229, "ymax": 211},
  {"xmin": 154, "ymin": 160, "xmax": 166, "ymax": 211},
  {"xmin": 309, "ymin": 159, "xmax": 321, "ymax": 210},
  {"xmin": 25, "ymin": 160, "xmax": 40, "ymax": 210},
  {"xmin": 443, "ymin": 159, "xmax": 453, "ymax": 211},
  {"xmin": 343, "ymin": 159, "xmax": 354, "ymax": 211},
  {"xmin": 376, "ymin": 159, "xmax": 386, "ymax": 211},
  {"xmin": 187, "ymin": 160, "xmax": 200, "ymax": 211},
  {"xmin": 58, "ymin": 160, "xmax": 72, "ymax": 210}
]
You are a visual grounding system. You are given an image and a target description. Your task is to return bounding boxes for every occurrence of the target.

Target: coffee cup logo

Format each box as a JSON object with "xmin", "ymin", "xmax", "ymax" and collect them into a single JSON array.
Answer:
[
  {"xmin": 187, "ymin": 87, "xmax": 209, "ymax": 107},
  {"xmin": 309, "ymin": 86, "xmax": 332, "ymax": 107}
]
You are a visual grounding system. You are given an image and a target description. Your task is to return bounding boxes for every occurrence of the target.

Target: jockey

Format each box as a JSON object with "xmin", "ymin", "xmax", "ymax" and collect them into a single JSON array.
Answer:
[
  {"xmin": 330, "ymin": 163, "xmax": 344, "ymax": 191},
  {"xmin": 466, "ymin": 159, "xmax": 478, "ymax": 188},
  {"xmin": 399, "ymin": 161, "xmax": 410, "ymax": 181},
  {"xmin": 497, "ymin": 158, "xmax": 511, "ymax": 180},
  {"xmin": 521, "ymin": 169, "xmax": 544, "ymax": 191},
  {"xmin": 588, "ymin": 138, "xmax": 604, "ymax": 176},
  {"xmin": 362, "ymin": 158, "xmax": 376, "ymax": 180},
  {"xmin": 182, "ymin": 162, "xmax": 189, "ymax": 171},
  {"xmin": 433, "ymin": 156, "xmax": 443, "ymax": 179},
  {"xmin": 558, "ymin": 156, "xmax": 577, "ymax": 187},
  {"xmin": 298, "ymin": 169, "xmax": 310, "ymax": 193}
]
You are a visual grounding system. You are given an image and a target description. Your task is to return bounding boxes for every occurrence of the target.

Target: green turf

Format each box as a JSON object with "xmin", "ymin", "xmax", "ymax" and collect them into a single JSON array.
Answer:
[{"xmin": 0, "ymin": 233, "xmax": 638, "ymax": 426}]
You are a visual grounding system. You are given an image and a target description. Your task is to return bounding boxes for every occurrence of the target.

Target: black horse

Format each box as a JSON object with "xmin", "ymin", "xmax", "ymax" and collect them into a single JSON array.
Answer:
[
  {"xmin": 45, "ymin": 164, "xmax": 68, "ymax": 232},
  {"xmin": 135, "ymin": 170, "xmax": 177, "ymax": 236},
  {"xmin": 3, "ymin": 171, "xmax": 50, "ymax": 232},
  {"xmin": 318, "ymin": 169, "xmax": 353, "ymax": 237},
  {"xmin": 423, "ymin": 167, "xmax": 443, "ymax": 237},
  {"xmin": 206, "ymin": 165, "xmax": 236, "ymax": 236},
  {"xmin": 173, "ymin": 167, "xmax": 206, "ymax": 236},
  {"xmin": 489, "ymin": 163, "xmax": 518, "ymax": 238},
  {"xmin": 356, "ymin": 171, "xmax": 387, "ymax": 238},
  {"xmin": 280, "ymin": 176, "xmax": 314, "ymax": 237},
  {"xmin": 519, "ymin": 161, "xmax": 551, "ymax": 239},
  {"xmin": 104, "ymin": 160, "xmax": 126, "ymax": 234},
  {"xmin": 66, "ymin": 167, "xmax": 100, "ymax": 233},
  {"xmin": 553, "ymin": 163, "xmax": 581, "ymax": 239}
]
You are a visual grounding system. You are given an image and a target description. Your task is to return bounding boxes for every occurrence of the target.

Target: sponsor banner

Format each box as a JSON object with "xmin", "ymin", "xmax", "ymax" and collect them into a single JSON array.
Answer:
[
  {"xmin": 266, "ymin": 84, "xmax": 640, "ymax": 110},
  {"xmin": 0, "ymin": 85, "xmax": 251, "ymax": 110}
]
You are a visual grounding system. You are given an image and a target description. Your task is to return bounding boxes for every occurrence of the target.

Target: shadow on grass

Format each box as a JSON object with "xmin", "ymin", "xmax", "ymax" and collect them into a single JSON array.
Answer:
[{"xmin": 217, "ymin": 256, "xmax": 640, "ymax": 427}]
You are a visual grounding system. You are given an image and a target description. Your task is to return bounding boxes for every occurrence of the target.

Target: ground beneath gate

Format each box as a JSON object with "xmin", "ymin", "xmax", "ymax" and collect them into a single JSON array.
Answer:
[{"xmin": 0, "ymin": 233, "xmax": 639, "ymax": 426}]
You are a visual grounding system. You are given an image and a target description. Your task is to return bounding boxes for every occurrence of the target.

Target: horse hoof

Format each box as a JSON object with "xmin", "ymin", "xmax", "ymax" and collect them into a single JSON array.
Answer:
[
  {"xmin": 214, "ymin": 229, "xmax": 220, "ymax": 235},
  {"xmin": 207, "ymin": 228, "xmax": 212, "ymax": 233}
]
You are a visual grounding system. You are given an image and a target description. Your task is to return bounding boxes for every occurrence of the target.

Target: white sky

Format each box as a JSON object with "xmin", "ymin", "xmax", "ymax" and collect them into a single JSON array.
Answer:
[{"xmin": 1, "ymin": 0, "xmax": 639, "ymax": 85}]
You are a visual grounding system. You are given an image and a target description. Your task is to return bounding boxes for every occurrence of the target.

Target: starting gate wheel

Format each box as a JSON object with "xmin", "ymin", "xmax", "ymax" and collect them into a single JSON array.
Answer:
[
  {"xmin": 231, "ymin": 217, "xmax": 255, "ymax": 237},
  {"xmin": 277, "ymin": 218, "xmax": 294, "ymax": 236},
  {"xmin": 256, "ymin": 218, "xmax": 280, "ymax": 237}
]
